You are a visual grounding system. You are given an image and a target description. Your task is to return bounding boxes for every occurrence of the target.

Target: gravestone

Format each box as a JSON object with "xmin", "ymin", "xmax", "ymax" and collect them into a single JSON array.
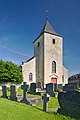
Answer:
[
  {"xmin": 42, "ymin": 93, "xmax": 50, "ymax": 112},
  {"xmin": 58, "ymin": 91, "xmax": 80, "ymax": 119},
  {"xmin": 68, "ymin": 83, "xmax": 78, "ymax": 89},
  {"xmin": 10, "ymin": 85, "xmax": 17, "ymax": 101},
  {"xmin": 58, "ymin": 84, "xmax": 63, "ymax": 89},
  {"xmin": 37, "ymin": 82, "xmax": 42, "ymax": 88},
  {"xmin": 46, "ymin": 83, "xmax": 56, "ymax": 96},
  {"xmin": 63, "ymin": 84, "xmax": 75, "ymax": 91},
  {"xmin": 2, "ymin": 85, "xmax": 7, "ymax": 98},
  {"xmin": 20, "ymin": 82, "xmax": 30, "ymax": 104},
  {"xmin": 30, "ymin": 83, "xmax": 36, "ymax": 94}
]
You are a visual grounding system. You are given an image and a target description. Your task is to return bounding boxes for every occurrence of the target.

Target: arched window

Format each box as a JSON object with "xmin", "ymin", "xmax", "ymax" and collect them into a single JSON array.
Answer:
[
  {"xmin": 29, "ymin": 73, "xmax": 33, "ymax": 81},
  {"xmin": 52, "ymin": 61, "xmax": 56, "ymax": 73}
]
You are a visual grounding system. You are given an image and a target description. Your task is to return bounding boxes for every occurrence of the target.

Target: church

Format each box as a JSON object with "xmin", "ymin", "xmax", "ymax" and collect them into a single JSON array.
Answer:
[{"xmin": 22, "ymin": 19, "xmax": 68, "ymax": 88}]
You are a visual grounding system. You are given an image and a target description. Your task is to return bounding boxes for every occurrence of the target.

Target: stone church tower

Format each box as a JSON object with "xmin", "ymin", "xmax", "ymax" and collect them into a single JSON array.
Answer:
[{"xmin": 22, "ymin": 19, "xmax": 68, "ymax": 87}]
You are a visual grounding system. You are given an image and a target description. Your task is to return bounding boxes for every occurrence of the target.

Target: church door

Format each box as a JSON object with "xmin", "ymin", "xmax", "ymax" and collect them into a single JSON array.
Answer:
[{"xmin": 51, "ymin": 77, "xmax": 57, "ymax": 84}]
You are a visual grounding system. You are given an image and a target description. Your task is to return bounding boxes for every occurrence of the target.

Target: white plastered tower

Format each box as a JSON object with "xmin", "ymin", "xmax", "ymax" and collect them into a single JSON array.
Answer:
[
  {"xmin": 33, "ymin": 20, "xmax": 67, "ymax": 87},
  {"xmin": 22, "ymin": 19, "xmax": 68, "ymax": 87}
]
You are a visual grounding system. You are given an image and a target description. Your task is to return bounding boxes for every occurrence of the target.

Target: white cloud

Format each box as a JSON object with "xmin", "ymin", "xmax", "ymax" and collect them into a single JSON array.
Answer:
[{"xmin": 0, "ymin": 44, "xmax": 30, "ymax": 57}]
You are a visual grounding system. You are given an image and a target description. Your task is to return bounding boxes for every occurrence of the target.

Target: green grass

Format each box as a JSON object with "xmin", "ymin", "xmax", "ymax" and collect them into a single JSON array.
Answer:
[
  {"xmin": 0, "ymin": 97, "xmax": 75, "ymax": 120},
  {"xmin": 0, "ymin": 88, "xmax": 78, "ymax": 120},
  {"xmin": 35, "ymin": 97, "xmax": 60, "ymax": 112}
]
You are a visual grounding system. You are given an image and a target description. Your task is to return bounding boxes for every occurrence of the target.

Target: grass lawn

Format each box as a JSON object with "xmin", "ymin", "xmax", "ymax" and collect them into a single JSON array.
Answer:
[
  {"xmin": 0, "ymin": 96, "xmax": 76, "ymax": 120},
  {"xmin": 0, "ymin": 88, "xmax": 78, "ymax": 120},
  {"xmin": 35, "ymin": 97, "xmax": 60, "ymax": 111}
]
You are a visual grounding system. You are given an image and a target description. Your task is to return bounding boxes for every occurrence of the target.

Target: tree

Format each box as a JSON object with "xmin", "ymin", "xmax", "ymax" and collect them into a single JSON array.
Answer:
[{"xmin": 0, "ymin": 60, "xmax": 23, "ymax": 83}]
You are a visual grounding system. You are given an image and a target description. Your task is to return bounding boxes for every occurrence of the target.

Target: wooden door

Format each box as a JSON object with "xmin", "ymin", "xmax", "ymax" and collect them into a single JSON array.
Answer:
[{"xmin": 51, "ymin": 77, "xmax": 57, "ymax": 84}]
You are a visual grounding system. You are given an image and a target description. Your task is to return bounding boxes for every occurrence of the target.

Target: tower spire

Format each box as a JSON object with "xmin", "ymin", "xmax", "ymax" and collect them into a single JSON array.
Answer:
[{"xmin": 45, "ymin": 9, "xmax": 48, "ymax": 21}]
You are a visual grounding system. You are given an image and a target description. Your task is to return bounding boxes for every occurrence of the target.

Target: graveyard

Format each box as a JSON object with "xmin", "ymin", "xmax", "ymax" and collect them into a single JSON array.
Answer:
[
  {"xmin": 0, "ymin": 97, "xmax": 74, "ymax": 120},
  {"xmin": 0, "ymin": 82, "xmax": 80, "ymax": 120},
  {"xmin": 0, "ymin": 61, "xmax": 80, "ymax": 120},
  {"xmin": 0, "ymin": 0, "xmax": 80, "ymax": 120}
]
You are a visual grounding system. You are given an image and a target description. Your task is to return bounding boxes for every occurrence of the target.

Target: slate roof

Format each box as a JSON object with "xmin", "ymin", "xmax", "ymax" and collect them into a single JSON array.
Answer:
[
  {"xmin": 33, "ymin": 20, "xmax": 63, "ymax": 43},
  {"xmin": 40, "ymin": 20, "xmax": 57, "ymax": 35},
  {"xmin": 26, "ymin": 56, "xmax": 34, "ymax": 63}
]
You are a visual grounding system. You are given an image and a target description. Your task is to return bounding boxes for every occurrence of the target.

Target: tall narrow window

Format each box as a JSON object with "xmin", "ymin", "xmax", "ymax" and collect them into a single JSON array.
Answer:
[
  {"xmin": 29, "ymin": 73, "xmax": 33, "ymax": 81},
  {"xmin": 62, "ymin": 75, "xmax": 64, "ymax": 83},
  {"xmin": 52, "ymin": 39, "xmax": 55, "ymax": 44},
  {"xmin": 52, "ymin": 61, "xmax": 56, "ymax": 73},
  {"xmin": 38, "ymin": 42, "xmax": 40, "ymax": 47}
]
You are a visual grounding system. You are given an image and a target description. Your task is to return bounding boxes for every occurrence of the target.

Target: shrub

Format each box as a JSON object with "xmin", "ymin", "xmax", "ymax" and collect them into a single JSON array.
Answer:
[{"xmin": 0, "ymin": 60, "xmax": 23, "ymax": 83}]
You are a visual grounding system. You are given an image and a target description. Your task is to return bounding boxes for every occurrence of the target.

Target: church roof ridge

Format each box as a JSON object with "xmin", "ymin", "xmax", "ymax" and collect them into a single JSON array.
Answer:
[{"xmin": 24, "ymin": 56, "xmax": 34, "ymax": 63}]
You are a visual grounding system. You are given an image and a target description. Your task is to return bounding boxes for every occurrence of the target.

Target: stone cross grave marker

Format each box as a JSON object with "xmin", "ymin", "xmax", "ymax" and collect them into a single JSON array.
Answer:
[
  {"xmin": 42, "ymin": 93, "xmax": 50, "ymax": 112},
  {"xmin": 10, "ymin": 85, "xmax": 17, "ymax": 101},
  {"xmin": 2, "ymin": 85, "xmax": 7, "ymax": 98},
  {"xmin": 20, "ymin": 82, "xmax": 30, "ymax": 104}
]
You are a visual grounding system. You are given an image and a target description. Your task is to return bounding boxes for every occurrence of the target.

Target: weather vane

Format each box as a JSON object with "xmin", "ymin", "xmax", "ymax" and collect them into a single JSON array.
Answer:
[{"xmin": 45, "ymin": 9, "xmax": 48, "ymax": 21}]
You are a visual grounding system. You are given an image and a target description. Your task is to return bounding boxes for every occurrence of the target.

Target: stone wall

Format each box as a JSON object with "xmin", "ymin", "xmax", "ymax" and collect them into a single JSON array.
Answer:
[
  {"xmin": 44, "ymin": 32, "xmax": 63, "ymax": 86},
  {"xmin": 34, "ymin": 34, "xmax": 44, "ymax": 86}
]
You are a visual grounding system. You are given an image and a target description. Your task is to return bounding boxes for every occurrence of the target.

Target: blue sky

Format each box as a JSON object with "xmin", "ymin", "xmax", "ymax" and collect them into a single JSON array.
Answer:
[{"xmin": 0, "ymin": 0, "xmax": 80, "ymax": 76}]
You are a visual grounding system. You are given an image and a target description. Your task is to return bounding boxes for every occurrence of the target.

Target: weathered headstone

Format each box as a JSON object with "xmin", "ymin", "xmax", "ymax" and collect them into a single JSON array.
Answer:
[
  {"xmin": 58, "ymin": 91, "xmax": 80, "ymax": 119},
  {"xmin": 37, "ymin": 82, "xmax": 42, "ymax": 88},
  {"xmin": 2, "ymin": 85, "xmax": 7, "ymax": 98},
  {"xmin": 42, "ymin": 93, "xmax": 50, "ymax": 112},
  {"xmin": 68, "ymin": 83, "xmax": 78, "ymax": 89},
  {"xmin": 10, "ymin": 85, "xmax": 17, "ymax": 101},
  {"xmin": 58, "ymin": 84, "xmax": 63, "ymax": 89},
  {"xmin": 46, "ymin": 83, "xmax": 56, "ymax": 96},
  {"xmin": 20, "ymin": 82, "xmax": 30, "ymax": 104},
  {"xmin": 30, "ymin": 83, "xmax": 36, "ymax": 94},
  {"xmin": 63, "ymin": 84, "xmax": 75, "ymax": 91}
]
